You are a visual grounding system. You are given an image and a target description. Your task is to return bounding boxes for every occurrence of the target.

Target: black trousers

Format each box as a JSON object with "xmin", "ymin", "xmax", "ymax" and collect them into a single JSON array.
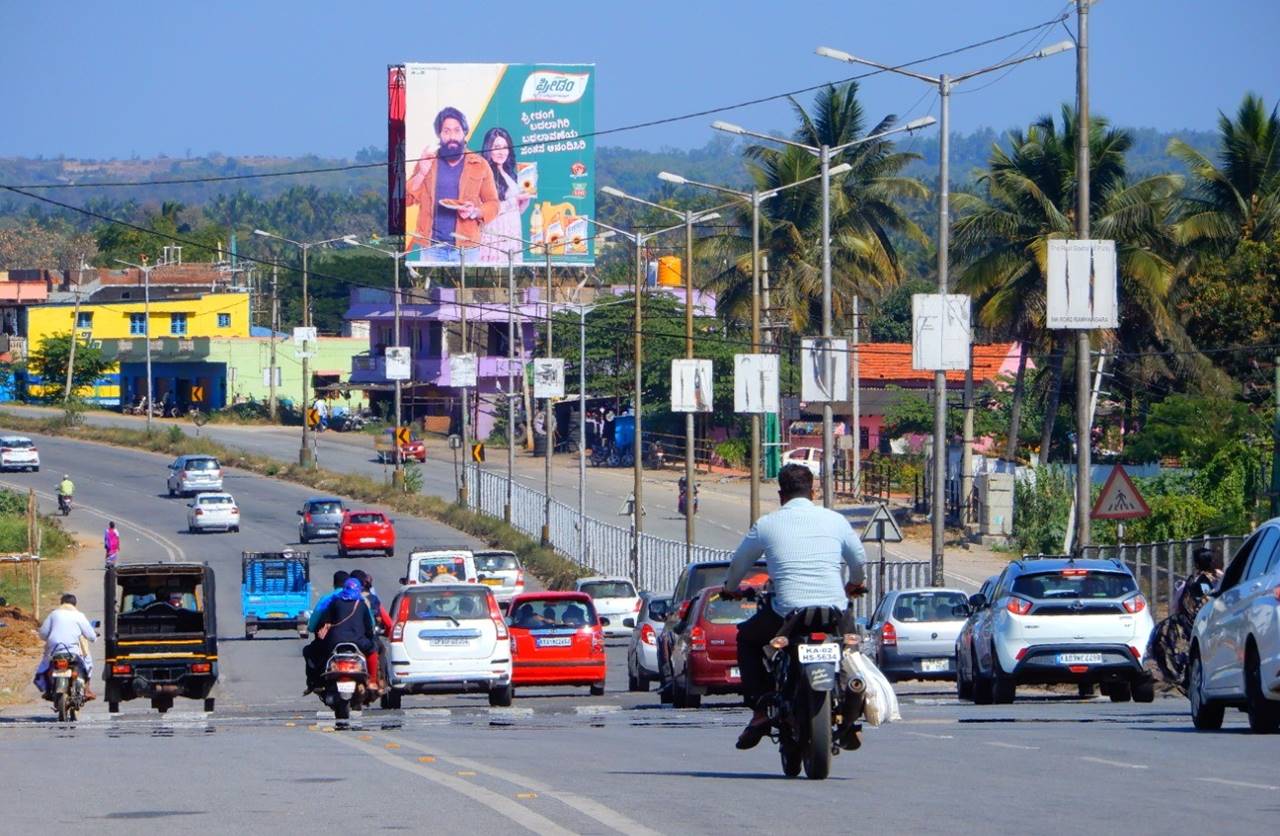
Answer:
[{"xmin": 736, "ymin": 607, "xmax": 785, "ymax": 705}]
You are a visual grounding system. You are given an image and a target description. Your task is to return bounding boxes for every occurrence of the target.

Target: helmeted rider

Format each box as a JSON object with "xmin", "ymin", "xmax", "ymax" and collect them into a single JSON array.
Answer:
[
  {"xmin": 722, "ymin": 463, "xmax": 867, "ymax": 750},
  {"xmin": 56, "ymin": 474, "xmax": 75, "ymax": 499},
  {"xmin": 34, "ymin": 593, "xmax": 97, "ymax": 701}
]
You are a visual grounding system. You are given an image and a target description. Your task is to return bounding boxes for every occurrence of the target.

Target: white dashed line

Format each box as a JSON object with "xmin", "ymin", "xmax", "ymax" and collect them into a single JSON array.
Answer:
[
  {"xmin": 1197, "ymin": 777, "xmax": 1280, "ymax": 791},
  {"xmin": 1079, "ymin": 756, "xmax": 1147, "ymax": 770},
  {"xmin": 984, "ymin": 741, "xmax": 1040, "ymax": 750},
  {"xmin": 905, "ymin": 730, "xmax": 955, "ymax": 740}
]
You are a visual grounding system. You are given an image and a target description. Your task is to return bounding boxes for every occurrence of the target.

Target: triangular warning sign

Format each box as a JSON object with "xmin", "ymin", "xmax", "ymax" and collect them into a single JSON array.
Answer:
[
  {"xmin": 861, "ymin": 503, "xmax": 904, "ymax": 543},
  {"xmin": 1090, "ymin": 465, "xmax": 1151, "ymax": 520}
]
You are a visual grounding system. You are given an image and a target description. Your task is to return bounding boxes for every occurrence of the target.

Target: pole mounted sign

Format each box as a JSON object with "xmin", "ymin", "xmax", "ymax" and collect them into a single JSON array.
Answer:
[
  {"xmin": 385, "ymin": 347, "xmax": 412, "ymax": 381},
  {"xmin": 911, "ymin": 294, "xmax": 971, "ymax": 371},
  {"xmin": 1090, "ymin": 464, "xmax": 1151, "ymax": 520},
  {"xmin": 860, "ymin": 503, "xmax": 904, "ymax": 543},
  {"xmin": 1047, "ymin": 239, "xmax": 1118, "ymax": 329}
]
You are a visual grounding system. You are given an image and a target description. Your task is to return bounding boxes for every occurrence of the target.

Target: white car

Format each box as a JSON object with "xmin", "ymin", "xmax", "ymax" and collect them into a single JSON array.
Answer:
[
  {"xmin": 401, "ymin": 548, "xmax": 478, "ymax": 587},
  {"xmin": 186, "ymin": 492, "xmax": 240, "ymax": 533},
  {"xmin": 0, "ymin": 436, "xmax": 40, "ymax": 472},
  {"xmin": 381, "ymin": 583, "xmax": 513, "ymax": 708},
  {"xmin": 861, "ymin": 587, "xmax": 970, "ymax": 682},
  {"xmin": 167, "ymin": 455, "xmax": 223, "ymax": 496},
  {"xmin": 782, "ymin": 446, "xmax": 823, "ymax": 477},
  {"xmin": 576, "ymin": 577, "xmax": 641, "ymax": 637},
  {"xmin": 474, "ymin": 550, "xmax": 525, "ymax": 603},
  {"xmin": 1189, "ymin": 518, "xmax": 1280, "ymax": 732}
]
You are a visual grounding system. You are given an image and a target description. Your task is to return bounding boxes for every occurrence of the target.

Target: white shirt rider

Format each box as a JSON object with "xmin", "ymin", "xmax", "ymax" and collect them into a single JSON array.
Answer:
[{"xmin": 36, "ymin": 595, "xmax": 97, "ymax": 694}]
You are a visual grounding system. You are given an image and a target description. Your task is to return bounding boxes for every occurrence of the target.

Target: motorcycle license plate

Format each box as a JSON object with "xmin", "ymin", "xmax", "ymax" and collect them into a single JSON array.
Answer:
[
  {"xmin": 729, "ymin": 667, "xmax": 740, "ymax": 680},
  {"xmin": 536, "ymin": 637, "xmax": 572, "ymax": 648},
  {"xmin": 336, "ymin": 681, "xmax": 357, "ymax": 696},
  {"xmin": 51, "ymin": 671, "xmax": 72, "ymax": 678},
  {"xmin": 1058, "ymin": 653, "xmax": 1103, "ymax": 665},
  {"xmin": 921, "ymin": 658, "xmax": 949, "ymax": 673},
  {"xmin": 796, "ymin": 643, "xmax": 840, "ymax": 664}
]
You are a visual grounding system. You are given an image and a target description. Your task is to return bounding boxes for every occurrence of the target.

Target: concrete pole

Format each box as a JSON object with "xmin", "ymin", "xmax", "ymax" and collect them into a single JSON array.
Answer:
[
  {"xmin": 820, "ymin": 145, "xmax": 835, "ymax": 508},
  {"xmin": 750, "ymin": 190, "xmax": 762, "ymax": 526},
  {"xmin": 578, "ymin": 305, "xmax": 587, "ymax": 564},
  {"xmin": 1074, "ymin": 0, "xmax": 1093, "ymax": 551},
  {"xmin": 63, "ymin": 259, "xmax": 84, "ymax": 403},
  {"xmin": 962, "ymin": 344, "xmax": 975, "ymax": 533},
  {"xmin": 300, "ymin": 244, "xmax": 313, "ymax": 467},
  {"xmin": 931, "ymin": 76, "xmax": 952, "ymax": 586},
  {"xmin": 542, "ymin": 247, "xmax": 553, "ymax": 547},
  {"xmin": 684, "ymin": 212, "xmax": 696, "ymax": 562},
  {"xmin": 144, "ymin": 265, "xmax": 153, "ymax": 434},
  {"xmin": 459, "ymin": 249, "xmax": 469, "ymax": 504},
  {"xmin": 269, "ymin": 264, "xmax": 278, "ymax": 421},
  {"xmin": 506, "ymin": 253, "xmax": 516, "ymax": 524},
  {"xmin": 393, "ymin": 250, "xmax": 405, "ymax": 489},
  {"xmin": 632, "ymin": 233, "xmax": 644, "ymax": 585}
]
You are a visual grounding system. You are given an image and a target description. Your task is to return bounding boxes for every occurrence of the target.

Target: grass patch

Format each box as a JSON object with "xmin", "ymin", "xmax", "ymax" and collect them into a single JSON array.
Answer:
[{"xmin": 0, "ymin": 410, "xmax": 589, "ymax": 589}]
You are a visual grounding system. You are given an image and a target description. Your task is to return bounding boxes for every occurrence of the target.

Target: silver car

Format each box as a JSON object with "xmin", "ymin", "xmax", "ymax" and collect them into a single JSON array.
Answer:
[
  {"xmin": 473, "ymin": 550, "xmax": 524, "ymax": 603},
  {"xmin": 862, "ymin": 587, "xmax": 971, "ymax": 682},
  {"xmin": 297, "ymin": 497, "xmax": 344, "ymax": 543},
  {"xmin": 166, "ymin": 455, "xmax": 223, "ymax": 497},
  {"xmin": 627, "ymin": 593, "xmax": 672, "ymax": 691}
]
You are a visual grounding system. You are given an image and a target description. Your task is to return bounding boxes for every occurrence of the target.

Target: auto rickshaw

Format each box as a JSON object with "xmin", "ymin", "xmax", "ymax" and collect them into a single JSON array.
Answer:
[
  {"xmin": 103, "ymin": 563, "xmax": 218, "ymax": 714},
  {"xmin": 241, "ymin": 551, "xmax": 311, "ymax": 639}
]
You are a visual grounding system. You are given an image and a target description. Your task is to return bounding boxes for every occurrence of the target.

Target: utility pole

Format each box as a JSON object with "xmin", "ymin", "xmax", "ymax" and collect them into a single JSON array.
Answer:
[
  {"xmin": 1074, "ymin": 0, "xmax": 1093, "ymax": 552},
  {"xmin": 392, "ymin": 246, "xmax": 404, "ymax": 489},
  {"xmin": 930, "ymin": 74, "xmax": 952, "ymax": 586},
  {"xmin": 684, "ymin": 210, "xmax": 697, "ymax": 562},
  {"xmin": 301, "ymin": 244, "xmax": 313, "ymax": 467},
  {"xmin": 506, "ymin": 253, "xmax": 516, "ymax": 524},
  {"xmin": 459, "ymin": 248, "xmax": 469, "ymax": 504},
  {"xmin": 632, "ymin": 231, "xmax": 644, "ymax": 582},
  {"xmin": 62, "ymin": 257, "xmax": 85, "ymax": 403},
  {"xmin": 269, "ymin": 264, "xmax": 279, "ymax": 421},
  {"xmin": 542, "ymin": 246, "xmax": 554, "ymax": 548},
  {"xmin": 819, "ymin": 144, "xmax": 836, "ymax": 509}
]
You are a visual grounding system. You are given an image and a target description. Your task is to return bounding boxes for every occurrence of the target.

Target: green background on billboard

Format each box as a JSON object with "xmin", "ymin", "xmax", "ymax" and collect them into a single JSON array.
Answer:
[{"xmin": 469, "ymin": 64, "xmax": 595, "ymax": 265}]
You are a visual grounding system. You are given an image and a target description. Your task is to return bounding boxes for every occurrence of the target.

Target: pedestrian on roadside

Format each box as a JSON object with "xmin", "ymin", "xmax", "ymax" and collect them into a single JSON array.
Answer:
[{"xmin": 103, "ymin": 522, "xmax": 120, "ymax": 567}]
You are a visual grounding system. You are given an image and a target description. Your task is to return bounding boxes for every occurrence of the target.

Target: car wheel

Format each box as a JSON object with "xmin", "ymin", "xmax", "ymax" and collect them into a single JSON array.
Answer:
[
  {"xmin": 231, "ymin": 526, "xmax": 240, "ymax": 533},
  {"xmin": 1132, "ymin": 678, "xmax": 1155, "ymax": 704},
  {"xmin": 384, "ymin": 548, "xmax": 394, "ymax": 558},
  {"xmin": 108, "ymin": 701, "xmax": 120, "ymax": 714},
  {"xmin": 1246, "ymin": 646, "xmax": 1280, "ymax": 734},
  {"xmin": 589, "ymin": 683, "xmax": 606, "ymax": 697},
  {"xmin": 380, "ymin": 690, "xmax": 402, "ymax": 710},
  {"xmin": 203, "ymin": 698, "xmax": 215, "ymax": 713},
  {"xmin": 1078, "ymin": 683, "xmax": 1097, "ymax": 698},
  {"xmin": 188, "ymin": 525, "xmax": 197, "ymax": 534},
  {"xmin": 489, "ymin": 684, "xmax": 514, "ymax": 707},
  {"xmin": 956, "ymin": 659, "xmax": 973, "ymax": 701},
  {"xmin": 1189, "ymin": 652, "xmax": 1224, "ymax": 731},
  {"xmin": 337, "ymin": 546, "xmax": 347, "ymax": 559},
  {"xmin": 991, "ymin": 649, "xmax": 1016, "ymax": 704},
  {"xmin": 972, "ymin": 649, "xmax": 994, "ymax": 705},
  {"xmin": 168, "ymin": 485, "xmax": 176, "ymax": 497},
  {"xmin": 1107, "ymin": 683, "xmax": 1132, "ymax": 703},
  {"xmin": 32, "ymin": 466, "xmax": 39, "ymax": 473},
  {"xmin": 299, "ymin": 532, "xmax": 309, "ymax": 544}
]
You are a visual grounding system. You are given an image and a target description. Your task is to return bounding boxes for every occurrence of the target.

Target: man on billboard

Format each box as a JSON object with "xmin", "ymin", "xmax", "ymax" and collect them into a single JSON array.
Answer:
[{"xmin": 406, "ymin": 106, "xmax": 499, "ymax": 261}]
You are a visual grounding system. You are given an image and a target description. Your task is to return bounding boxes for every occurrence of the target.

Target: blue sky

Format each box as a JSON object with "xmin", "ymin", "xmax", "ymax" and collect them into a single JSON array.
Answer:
[{"xmin": 4, "ymin": 1, "xmax": 1276, "ymax": 159}]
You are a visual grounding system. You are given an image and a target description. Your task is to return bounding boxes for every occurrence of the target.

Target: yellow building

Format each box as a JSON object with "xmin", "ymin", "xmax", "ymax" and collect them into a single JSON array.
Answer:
[{"xmin": 25, "ymin": 291, "xmax": 251, "ymax": 406}]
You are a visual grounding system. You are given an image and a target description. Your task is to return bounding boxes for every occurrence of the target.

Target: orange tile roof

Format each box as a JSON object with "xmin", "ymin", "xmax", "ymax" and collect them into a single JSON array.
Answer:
[{"xmin": 856, "ymin": 342, "xmax": 1023, "ymax": 386}]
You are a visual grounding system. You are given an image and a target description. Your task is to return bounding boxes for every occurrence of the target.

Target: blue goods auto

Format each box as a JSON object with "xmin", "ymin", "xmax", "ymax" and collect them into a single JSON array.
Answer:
[{"xmin": 241, "ymin": 552, "xmax": 311, "ymax": 639}]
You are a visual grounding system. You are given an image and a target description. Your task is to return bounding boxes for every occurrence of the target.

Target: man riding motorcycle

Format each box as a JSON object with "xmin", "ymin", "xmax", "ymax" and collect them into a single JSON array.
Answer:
[
  {"xmin": 34, "ymin": 593, "xmax": 97, "ymax": 701},
  {"xmin": 722, "ymin": 463, "xmax": 867, "ymax": 750},
  {"xmin": 56, "ymin": 475, "xmax": 75, "ymax": 512}
]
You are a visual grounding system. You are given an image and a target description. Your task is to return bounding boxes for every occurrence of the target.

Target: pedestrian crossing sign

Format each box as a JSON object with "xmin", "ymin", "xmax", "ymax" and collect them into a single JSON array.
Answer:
[{"xmin": 1090, "ymin": 465, "xmax": 1151, "ymax": 520}]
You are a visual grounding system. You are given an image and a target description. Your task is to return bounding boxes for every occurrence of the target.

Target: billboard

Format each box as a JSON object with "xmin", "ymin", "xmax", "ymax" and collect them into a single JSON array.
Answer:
[
  {"xmin": 1047, "ymin": 239, "xmax": 1118, "ymax": 329},
  {"xmin": 391, "ymin": 63, "xmax": 596, "ymax": 268}
]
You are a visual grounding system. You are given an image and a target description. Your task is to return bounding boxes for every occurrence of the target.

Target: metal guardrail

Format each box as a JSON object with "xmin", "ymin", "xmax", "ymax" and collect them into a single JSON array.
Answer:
[{"xmin": 464, "ymin": 463, "xmax": 931, "ymax": 604}]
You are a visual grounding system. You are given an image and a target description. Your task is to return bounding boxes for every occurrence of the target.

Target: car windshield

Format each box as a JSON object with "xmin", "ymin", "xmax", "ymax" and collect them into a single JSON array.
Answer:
[
  {"xmin": 184, "ymin": 458, "xmax": 219, "ymax": 471},
  {"xmin": 348, "ymin": 513, "xmax": 384, "ymax": 525},
  {"xmin": 1013, "ymin": 570, "xmax": 1138, "ymax": 600},
  {"xmin": 475, "ymin": 553, "xmax": 518, "ymax": 572},
  {"xmin": 686, "ymin": 562, "xmax": 766, "ymax": 599},
  {"xmin": 510, "ymin": 599, "xmax": 596, "ymax": 629},
  {"xmin": 404, "ymin": 588, "xmax": 491, "ymax": 621},
  {"xmin": 417, "ymin": 557, "xmax": 469, "ymax": 583},
  {"xmin": 581, "ymin": 581, "xmax": 635, "ymax": 599},
  {"xmin": 891, "ymin": 592, "xmax": 969, "ymax": 622},
  {"xmin": 309, "ymin": 501, "xmax": 342, "ymax": 515},
  {"xmin": 199, "ymin": 495, "xmax": 232, "ymax": 506},
  {"xmin": 3, "ymin": 438, "xmax": 34, "ymax": 448},
  {"xmin": 704, "ymin": 595, "xmax": 757, "ymax": 625}
]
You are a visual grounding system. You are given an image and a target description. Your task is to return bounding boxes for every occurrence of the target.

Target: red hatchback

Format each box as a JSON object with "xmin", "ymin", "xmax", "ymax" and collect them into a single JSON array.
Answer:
[
  {"xmin": 667, "ymin": 586, "xmax": 758, "ymax": 708},
  {"xmin": 508, "ymin": 591, "xmax": 607, "ymax": 695},
  {"xmin": 338, "ymin": 510, "xmax": 395, "ymax": 557}
]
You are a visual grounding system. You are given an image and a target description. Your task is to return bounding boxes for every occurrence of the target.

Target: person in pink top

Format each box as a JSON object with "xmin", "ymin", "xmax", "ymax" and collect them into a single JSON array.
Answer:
[{"xmin": 103, "ymin": 521, "xmax": 120, "ymax": 567}]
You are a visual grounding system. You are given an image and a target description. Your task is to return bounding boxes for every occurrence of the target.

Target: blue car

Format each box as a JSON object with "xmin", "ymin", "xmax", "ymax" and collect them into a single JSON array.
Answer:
[{"xmin": 241, "ymin": 552, "xmax": 311, "ymax": 639}]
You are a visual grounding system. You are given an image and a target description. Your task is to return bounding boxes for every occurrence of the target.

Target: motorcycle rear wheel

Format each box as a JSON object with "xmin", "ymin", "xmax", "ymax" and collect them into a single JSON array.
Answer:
[
  {"xmin": 803, "ymin": 691, "xmax": 833, "ymax": 780},
  {"xmin": 334, "ymin": 698, "xmax": 351, "ymax": 720},
  {"xmin": 54, "ymin": 692, "xmax": 68, "ymax": 722}
]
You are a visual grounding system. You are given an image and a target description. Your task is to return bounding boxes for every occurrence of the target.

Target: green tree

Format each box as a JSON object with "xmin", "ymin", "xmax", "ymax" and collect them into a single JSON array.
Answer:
[
  {"xmin": 1123, "ymin": 393, "xmax": 1267, "ymax": 469},
  {"xmin": 27, "ymin": 333, "xmax": 113, "ymax": 400},
  {"xmin": 867, "ymin": 277, "xmax": 933, "ymax": 342}
]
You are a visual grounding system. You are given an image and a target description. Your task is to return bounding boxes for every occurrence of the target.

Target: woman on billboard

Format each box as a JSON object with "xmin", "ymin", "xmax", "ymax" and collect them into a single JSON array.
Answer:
[{"xmin": 477, "ymin": 127, "xmax": 530, "ymax": 263}]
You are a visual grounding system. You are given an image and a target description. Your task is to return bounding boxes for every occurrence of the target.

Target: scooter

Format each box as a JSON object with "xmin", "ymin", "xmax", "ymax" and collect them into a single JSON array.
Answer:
[
  {"xmin": 320, "ymin": 642, "xmax": 369, "ymax": 721},
  {"xmin": 57, "ymin": 493, "xmax": 72, "ymax": 516},
  {"xmin": 44, "ymin": 643, "xmax": 88, "ymax": 722}
]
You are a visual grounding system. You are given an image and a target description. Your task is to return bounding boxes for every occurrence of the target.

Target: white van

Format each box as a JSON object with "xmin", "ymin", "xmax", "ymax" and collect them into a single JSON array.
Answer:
[{"xmin": 401, "ymin": 547, "xmax": 478, "ymax": 587}]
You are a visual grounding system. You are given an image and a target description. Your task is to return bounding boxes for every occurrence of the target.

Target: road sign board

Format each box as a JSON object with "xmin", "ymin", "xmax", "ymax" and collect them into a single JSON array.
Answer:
[
  {"xmin": 385, "ymin": 347, "xmax": 411, "ymax": 381},
  {"xmin": 860, "ymin": 503, "xmax": 904, "ymax": 543},
  {"xmin": 395, "ymin": 425, "xmax": 412, "ymax": 447},
  {"xmin": 191, "ymin": 384, "xmax": 205, "ymax": 403},
  {"xmin": 306, "ymin": 408, "xmax": 320, "ymax": 429},
  {"xmin": 293, "ymin": 326, "xmax": 317, "ymax": 347},
  {"xmin": 1090, "ymin": 464, "xmax": 1151, "ymax": 520},
  {"xmin": 471, "ymin": 442, "xmax": 485, "ymax": 463},
  {"xmin": 448, "ymin": 434, "xmax": 462, "ymax": 450}
]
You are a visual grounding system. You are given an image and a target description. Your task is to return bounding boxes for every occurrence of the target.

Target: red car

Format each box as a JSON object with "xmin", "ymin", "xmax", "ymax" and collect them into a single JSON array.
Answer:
[
  {"xmin": 338, "ymin": 510, "xmax": 395, "ymax": 557},
  {"xmin": 508, "ymin": 591, "xmax": 606, "ymax": 695},
  {"xmin": 667, "ymin": 585, "xmax": 759, "ymax": 708}
]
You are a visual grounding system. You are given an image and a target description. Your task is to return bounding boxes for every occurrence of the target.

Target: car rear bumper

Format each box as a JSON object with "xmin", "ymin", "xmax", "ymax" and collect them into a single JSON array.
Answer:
[
  {"xmin": 302, "ymin": 525, "xmax": 340, "ymax": 539},
  {"xmin": 179, "ymin": 480, "xmax": 223, "ymax": 492},
  {"xmin": 689, "ymin": 655, "xmax": 741, "ymax": 693},
  {"xmin": 192, "ymin": 517, "xmax": 237, "ymax": 530},
  {"xmin": 390, "ymin": 667, "xmax": 511, "ymax": 692},
  {"xmin": 634, "ymin": 643, "xmax": 660, "ymax": 676},
  {"xmin": 1007, "ymin": 643, "xmax": 1150, "ymax": 684},
  {"xmin": 513, "ymin": 660, "xmax": 607, "ymax": 685},
  {"xmin": 879, "ymin": 648, "xmax": 957, "ymax": 680}
]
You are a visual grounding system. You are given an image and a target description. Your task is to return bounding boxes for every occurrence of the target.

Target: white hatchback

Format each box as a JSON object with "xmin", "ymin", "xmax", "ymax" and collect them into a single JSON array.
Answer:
[
  {"xmin": 576, "ymin": 577, "xmax": 641, "ymax": 637},
  {"xmin": 1189, "ymin": 519, "xmax": 1280, "ymax": 732},
  {"xmin": 401, "ymin": 548, "xmax": 478, "ymax": 587},
  {"xmin": 0, "ymin": 436, "xmax": 40, "ymax": 472},
  {"xmin": 381, "ymin": 584, "xmax": 513, "ymax": 708},
  {"xmin": 473, "ymin": 550, "xmax": 525, "ymax": 603},
  {"xmin": 186, "ymin": 492, "xmax": 240, "ymax": 533}
]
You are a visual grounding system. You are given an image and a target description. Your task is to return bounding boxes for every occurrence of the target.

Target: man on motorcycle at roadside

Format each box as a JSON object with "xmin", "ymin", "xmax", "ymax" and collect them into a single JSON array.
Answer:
[
  {"xmin": 33, "ymin": 593, "xmax": 97, "ymax": 700},
  {"xmin": 56, "ymin": 474, "xmax": 74, "ymax": 507},
  {"xmin": 722, "ymin": 463, "xmax": 867, "ymax": 750}
]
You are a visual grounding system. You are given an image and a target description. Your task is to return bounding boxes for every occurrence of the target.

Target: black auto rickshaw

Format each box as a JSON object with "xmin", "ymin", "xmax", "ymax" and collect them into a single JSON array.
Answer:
[{"xmin": 103, "ymin": 563, "xmax": 218, "ymax": 714}]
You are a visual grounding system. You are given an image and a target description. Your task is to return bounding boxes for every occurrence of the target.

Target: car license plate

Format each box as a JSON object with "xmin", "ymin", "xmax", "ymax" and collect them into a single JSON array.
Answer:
[
  {"xmin": 268, "ymin": 612, "xmax": 287, "ymax": 619},
  {"xmin": 426, "ymin": 638, "xmax": 469, "ymax": 647},
  {"xmin": 536, "ymin": 636, "xmax": 572, "ymax": 648},
  {"xmin": 729, "ymin": 667, "xmax": 740, "ymax": 680},
  {"xmin": 1058, "ymin": 653, "xmax": 1104, "ymax": 665},
  {"xmin": 481, "ymin": 578, "xmax": 502, "ymax": 586},
  {"xmin": 921, "ymin": 658, "xmax": 949, "ymax": 673},
  {"xmin": 796, "ymin": 643, "xmax": 840, "ymax": 664},
  {"xmin": 360, "ymin": 537, "xmax": 375, "ymax": 543}
]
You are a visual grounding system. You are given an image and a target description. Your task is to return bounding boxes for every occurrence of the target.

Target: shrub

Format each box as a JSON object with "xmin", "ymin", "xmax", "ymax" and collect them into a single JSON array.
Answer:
[
  {"xmin": 1014, "ymin": 466, "xmax": 1073, "ymax": 554},
  {"xmin": 713, "ymin": 438, "xmax": 748, "ymax": 469}
]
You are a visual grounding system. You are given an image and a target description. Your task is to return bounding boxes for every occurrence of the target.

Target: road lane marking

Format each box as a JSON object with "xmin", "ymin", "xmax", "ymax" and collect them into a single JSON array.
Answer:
[
  {"xmin": 1197, "ymin": 777, "xmax": 1280, "ymax": 791},
  {"xmin": 984, "ymin": 741, "xmax": 1039, "ymax": 751},
  {"xmin": 1079, "ymin": 756, "xmax": 1147, "ymax": 770},
  {"xmin": 904, "ymin": 731, "xmax": 954, "ymax": 740},
  {"xmin": 375, "ymin": 731, "xmax": 662, "ymax": 836},
  {"xmin": 322, "ymin": 730, "xmax": 574, "ymax": 836}
]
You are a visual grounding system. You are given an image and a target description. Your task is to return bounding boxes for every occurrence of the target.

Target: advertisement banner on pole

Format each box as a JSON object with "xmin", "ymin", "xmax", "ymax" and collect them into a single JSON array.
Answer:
[
  {"xmin": 392, "ymin": 62, "xmax": 595, "ymax": 267},
  {"xmin": 800, "ymin": 338, "xmax": 848, "ymax": 403},
  {"xmin": 733, "ymin": 354, "xmax": 779, "ymax": 414},
  {"xmin": 671, "ymin": 359, "xmax": 714, "ymax": 413},
  {"xmin": 532, "ymin": 358, "xmax": 565, "ymax": 399},
  {"xmin": 448, "ymin": 352, "xmax": 477, "ymax": 387},
  {"xmin": 911, "ymin": 294, "xmax": 971, "ymax": 371},
  {"xmin": 385, "ymin": 346, "xmax": 412, "ymax": 381},
  {"xmin": 1047, "ymin": 239, "xmax": 1118, "ymax": 329}
]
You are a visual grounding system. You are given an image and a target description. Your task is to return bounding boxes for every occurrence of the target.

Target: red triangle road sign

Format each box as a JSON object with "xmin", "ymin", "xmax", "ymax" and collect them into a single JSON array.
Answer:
[{"xmin": 1090, "ymin": 465, "xmax": 1151, "ymax": 520}]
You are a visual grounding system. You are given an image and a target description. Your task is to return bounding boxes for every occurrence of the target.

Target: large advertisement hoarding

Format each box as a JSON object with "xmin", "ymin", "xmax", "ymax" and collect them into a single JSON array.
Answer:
[{"xmin": 391, "ymin": 63, "xmax": 596, "ymax": 267}]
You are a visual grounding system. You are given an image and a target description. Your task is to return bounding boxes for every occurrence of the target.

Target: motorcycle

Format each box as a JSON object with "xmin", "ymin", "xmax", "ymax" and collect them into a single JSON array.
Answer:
[
  {"xmin": 677, "ymin": 477, "xmax": 699, "ymax": 516},
  {"xmin": 320, "ymin": 642, "xmax": 369, "ymax": 721},
  {"xmin": 733, "ymin": 588, "xmax": 867, "ymax": 781},
  {"xmin": 643, "ymin": 442, "xmax": 666, "ymax": 470},
  {"xmin": 44, "ymin": 643, "xmax": 88, "ymax": 722},
  {"xmin": 57, "ymin": 493, "xmax": 72, "ymax": 516}
]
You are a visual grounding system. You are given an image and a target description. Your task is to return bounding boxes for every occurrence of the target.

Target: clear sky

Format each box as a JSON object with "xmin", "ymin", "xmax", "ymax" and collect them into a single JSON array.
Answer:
[{"xmin": 4, "ymin": 0, "xmax": 1276, "ymax": 159}]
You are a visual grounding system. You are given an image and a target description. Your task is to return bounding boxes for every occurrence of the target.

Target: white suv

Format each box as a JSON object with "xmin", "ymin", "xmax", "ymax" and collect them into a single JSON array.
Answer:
[
  {"xmin": 958, "ymin": 557, "xmax": 1156, "ymax": 704},
  {"xmin": 0, "ymin": 436, "xmax": 39, "ymax": 472},
  {"xmin": 1189, "ymin": 518, "xmax": 1280, "ymax": 732},
  {"xmin": 381, "ymin": 583, "xmax": 513, "ymax": 708},
  {"xmin": 576, "ymin": 577, "xmax": 641, "ymax": 637}
]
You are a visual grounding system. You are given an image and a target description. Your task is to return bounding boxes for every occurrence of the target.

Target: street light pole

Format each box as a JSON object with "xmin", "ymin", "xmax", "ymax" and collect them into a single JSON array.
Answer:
[
  {"xmin": 460, "ymin": 246, "xmax": 470, "ymax": 505},
  {"xmin": 116, "ymin": 257, "xmax": 162, "ymax": 433},
  {"xmin": 507, "ymin": 251, "xmax": 516, "ymax": 524},
  {"xmin": 392, "ymin": 246, "xmax": 404, "ymax": 487},
  {"xmin": 1075, "ymin": 0, "xmax": 1093, "ymax": 552},
  {"xmin": 543, "ymin": 243, "xmax": 553, "ymax": 548},
  {"xmin": 819, "ymin": 144, "xmax": 835, "ymax": 508},
  {"xmin": 683, "ymin": 211, "xmax": 696, "ymax": 562}
]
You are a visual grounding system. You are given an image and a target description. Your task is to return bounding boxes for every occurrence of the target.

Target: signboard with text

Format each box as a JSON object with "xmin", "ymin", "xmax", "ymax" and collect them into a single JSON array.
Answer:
[{"xmin": 1047, "ymin": 239, "xmax": 1118, "ymax": 329}]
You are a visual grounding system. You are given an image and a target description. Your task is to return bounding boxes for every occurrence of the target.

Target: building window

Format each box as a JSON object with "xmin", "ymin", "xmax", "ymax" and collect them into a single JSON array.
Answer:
[
  {"xmin": 170, "ymin": 313, "xmax": 188, "ymax": 336},
  {"xmin": 75, "ymin": 311, "xmax": 93, "ymax": 330},
  {"xmin": 217, "ymin": 313, "xmax": 231, "ymax": 328},
  {"xmin": 129, "ymin": 313, "xmax": 147, "ymax": 336}
]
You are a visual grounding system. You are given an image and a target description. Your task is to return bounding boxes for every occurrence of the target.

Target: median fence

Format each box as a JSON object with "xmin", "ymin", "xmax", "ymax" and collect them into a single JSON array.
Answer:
[{"xmin": 463, "ymin": 463, "xmax": 931, "ymax": 606}]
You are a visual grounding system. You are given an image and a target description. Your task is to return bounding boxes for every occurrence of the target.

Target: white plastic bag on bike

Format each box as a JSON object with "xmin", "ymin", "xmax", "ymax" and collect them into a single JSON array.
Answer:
[{"xmin": 842, "ymin": 649, "xmax": 901, "ymax": 726}]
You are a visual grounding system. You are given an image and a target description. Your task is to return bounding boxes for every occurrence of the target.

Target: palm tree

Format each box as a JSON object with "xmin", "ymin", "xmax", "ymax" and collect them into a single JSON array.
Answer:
[
  {"xmin": 1170, "ymin": 93, "xmax": 1280, "ymax": 251},
  {"xmin": 703, "ymin": 82, "xmax": 928, "ymax": 331},
  {"xmin": 951, "ymin": 105, "xmax": 1183, "ymax": 462}
]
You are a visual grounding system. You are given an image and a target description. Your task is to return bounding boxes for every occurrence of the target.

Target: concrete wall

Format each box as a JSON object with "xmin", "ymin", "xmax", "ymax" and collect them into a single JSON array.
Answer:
[{"xmin": 214, "ymin": 337, "xmax": 368, "ymax": 409}]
